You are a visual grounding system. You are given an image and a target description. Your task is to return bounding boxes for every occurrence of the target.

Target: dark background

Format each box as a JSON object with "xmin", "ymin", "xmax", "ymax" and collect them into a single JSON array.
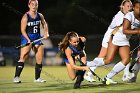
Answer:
[
  {"xmin": 0, "ymin": 0, "xmax": 134, "ymax": 36},
  {"xmin": 0, "ymin": 0, "xmax": 137, "ymax": 66},
  {"xmin": 0, "ymin": 0, "xmax": 136, "ymax": 55}
]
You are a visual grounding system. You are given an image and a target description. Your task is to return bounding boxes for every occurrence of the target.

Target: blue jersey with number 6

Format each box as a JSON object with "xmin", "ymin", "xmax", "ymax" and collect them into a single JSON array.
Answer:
[{"xmin": 20, "ymin": 12, "xmax": 42, "ymax": 45}]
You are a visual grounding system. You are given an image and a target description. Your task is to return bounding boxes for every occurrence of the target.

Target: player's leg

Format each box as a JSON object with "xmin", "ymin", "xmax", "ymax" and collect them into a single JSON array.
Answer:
[
  {"xmin": 87, "ymin": 40, "xmax": 117, "ymax": 69},
  {"xmin": 105, "ymin": 46, "xmax": 130, "ymax": 84},
  {"xmin": 74, "ymin": 53, "xmax": 86, "ymax": 89},
  {"xmin": 98, "ymin": 27, "xmax": 113, "ymax": 58},
  {"xmin": 122, "ymin": 63, "xmax": 131, "ymax": 81},
  {"xmin": 13, "ymin": 46, "xmax": 31, "ymax": 83},
  {"xmin": 128, "ymin": 51, "xmax": 140, "ymax": 82},
  {"xmin": 74, "ymin": 70, "xmax": 85, "ymax": 89},
  {"xmin": 98, "ymin": 47, "xmax": 107, "ymax": 58},
  {"xmin": 80, "ymin": 52, "xmax": 96, "ymax": 82},
  {"xmin": 66, "ymin": 63, "xmax": 76, "ymax": 80},
  {"xmin": 33, "ymin": 45, "xmax": 46, "ymax": 82},
  {"xmin": 66, "ymin": 62, "xmax": 84, "ymax": 89}
]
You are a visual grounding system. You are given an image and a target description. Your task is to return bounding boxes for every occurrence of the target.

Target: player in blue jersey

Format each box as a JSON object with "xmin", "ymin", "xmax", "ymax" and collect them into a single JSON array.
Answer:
[
  {"xmin": 58, "ymin": 31, "xmax": 90, "ymax": 89},
  {"xmin": 13, "ymin": 0, "xmax": 49, "ymax": 83}
]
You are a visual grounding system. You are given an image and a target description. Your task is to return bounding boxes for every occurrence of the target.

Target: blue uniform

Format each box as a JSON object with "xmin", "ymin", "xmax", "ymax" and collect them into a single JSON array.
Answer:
[
  {"xmin": 21, "ymin": 12, "xmax": 42, "ymax": 45},
  {"xmin": 63, "ymin": 38, "xmax": 85, "ymax": 63}
]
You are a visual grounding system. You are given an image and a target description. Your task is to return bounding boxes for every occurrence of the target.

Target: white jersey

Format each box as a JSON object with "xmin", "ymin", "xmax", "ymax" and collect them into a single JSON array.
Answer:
[
  {"xmin": 112, "ymin": 11, "xmax": 140, "ymax": 46},
  {"xmin": 124, "ymin": 11, "xmax": 140, "ymax": 30},
  {"xmin": 124, "ymin": 11, "xmax": 140, "ymax": 40},
  {"xmin": 109, "ymin": 11, "xmax": 125, "ymax": 29},
  {"xmin": 102, "ymin": 11, "xmax": 125, "ymax": 48}
]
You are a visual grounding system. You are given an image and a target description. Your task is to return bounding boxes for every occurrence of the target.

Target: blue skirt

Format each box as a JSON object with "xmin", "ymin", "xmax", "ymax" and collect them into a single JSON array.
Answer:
[{"xmin": 21, "ymin": 33, "xmax": 42, "ymax": 45}]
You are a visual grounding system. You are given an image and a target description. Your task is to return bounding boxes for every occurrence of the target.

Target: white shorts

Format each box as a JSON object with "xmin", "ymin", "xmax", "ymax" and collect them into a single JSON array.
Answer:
[
  {"xmin": 102, "ymin": 28, "xmax": 114, "ymax": 48},
  {"xmin": 112, "ymin": 27, "xmax": 130, "ymax": 46}
]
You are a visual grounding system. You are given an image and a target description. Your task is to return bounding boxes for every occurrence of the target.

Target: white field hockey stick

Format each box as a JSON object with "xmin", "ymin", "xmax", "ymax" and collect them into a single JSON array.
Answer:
[{"xmin": 16, "ymin": 37, "xmax": 45, "ymax": 49}]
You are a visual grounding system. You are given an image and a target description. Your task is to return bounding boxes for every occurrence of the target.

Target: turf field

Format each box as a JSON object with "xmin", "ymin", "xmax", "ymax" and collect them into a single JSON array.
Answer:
[{"xmin": 0, "ymin": 65, "xmax": 140, "ymax": 93}]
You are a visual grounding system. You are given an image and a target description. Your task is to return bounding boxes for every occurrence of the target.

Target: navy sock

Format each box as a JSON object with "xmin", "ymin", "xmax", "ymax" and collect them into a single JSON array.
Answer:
[
  {"xmin": 35, "ymin": 63, "xmax": 42, "ymax": 79},
  {"xmin": 15, "ymin": 62, "xmax": 24, "ymax": 77}
]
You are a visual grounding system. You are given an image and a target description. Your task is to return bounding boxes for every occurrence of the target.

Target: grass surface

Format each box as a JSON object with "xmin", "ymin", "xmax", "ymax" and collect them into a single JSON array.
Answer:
[{"xmin": 0, "ymin": 65, "xmax": 140, "ymax": 93}]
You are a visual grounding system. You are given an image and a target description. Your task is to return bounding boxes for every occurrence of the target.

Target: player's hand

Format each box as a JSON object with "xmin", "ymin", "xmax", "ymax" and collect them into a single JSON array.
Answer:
[
  {"xmin": 135, "ymin": 28, "xmax": 140, "ymax": 34},
  {"xmin": 27, "ymin": 40, "xmax": 31, "ymax": 44},
  {"xmin": 43, "ymin": 33, "xmax": 49, "ymax": 39},
  {"xmin": 75, "ymin": 55, "xmax": 80, "ymax": 60},
  {"xmin": 84, "ymin": 66, "xmax": 90, "ymax": 71}
]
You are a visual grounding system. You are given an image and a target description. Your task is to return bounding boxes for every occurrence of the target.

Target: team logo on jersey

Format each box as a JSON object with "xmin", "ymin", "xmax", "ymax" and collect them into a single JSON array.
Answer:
[{"xmin": 27, "ymin": 20, "xmax": 41, "ymax": 26}]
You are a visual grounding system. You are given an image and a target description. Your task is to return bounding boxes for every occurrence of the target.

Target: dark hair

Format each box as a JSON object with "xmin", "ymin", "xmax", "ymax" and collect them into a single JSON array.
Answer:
[
  {"xmin": 133, "ymin": 0, "xmax": 140, "ymax": 7},
  {"xmin": 58, "ymin": 31, "xmax": 78, "ymax": 52}
]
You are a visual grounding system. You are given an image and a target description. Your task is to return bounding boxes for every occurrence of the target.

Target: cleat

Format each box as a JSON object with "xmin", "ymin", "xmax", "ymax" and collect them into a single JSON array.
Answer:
[
  {"xmin": 73, "ymin": 82, "xmax": 80, "ymax": 89},
  {"xmin": 73, "ymin": 76, "xmax": 82, "ymax": 89},
  {"xmin": 13, "ymin": 77, "xmax": 21, "ymax": 83},
  {"xmin": 103, "ymin": 77, "xmax": 117, "ymax": 84},
  {"xmin": 127, "ymin": 77, "xmax": 136, "ymax": 83},
  {"xmin": 84, "ymin": 73, "xmax": 96, "ymax": 82},
  {"xmin": 122, "ymin": 73, "xmax": 135, "ymax": 82},
  {"xmin": 34, "ymin": 78, "xmax": 46, "ymax": 83}
]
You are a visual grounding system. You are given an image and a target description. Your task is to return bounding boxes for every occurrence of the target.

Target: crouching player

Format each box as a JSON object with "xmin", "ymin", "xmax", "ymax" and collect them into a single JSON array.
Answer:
[{"xmin": 58, "ymin": 31, "xmax": 90, "ymax": 89}]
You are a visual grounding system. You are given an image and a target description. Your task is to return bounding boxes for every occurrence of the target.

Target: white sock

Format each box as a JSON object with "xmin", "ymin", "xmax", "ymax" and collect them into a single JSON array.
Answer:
[
  {"xmin": 87, "ymin": 58, "xmax": 105, "ymax": 68},
  {"xmin": 123, "ymin": 63, "xmax": 131, "ymax": 76},
  {"xmin": 132, "ymin": 62, "xmax": 140, "ymax": 78},
  {"xmin": 86, "ymin": 67, "xmax": 96, "ymax": 76},
  {"xmin": 106, "ymin": 62, "xmax": 125, "ymax": 79}
]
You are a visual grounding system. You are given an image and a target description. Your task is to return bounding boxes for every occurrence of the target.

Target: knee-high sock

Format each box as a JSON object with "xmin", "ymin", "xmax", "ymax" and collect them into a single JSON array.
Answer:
[
  {"xmin": 87, "ymin": 58, "xmax": 104, "ymax": 69},
  {"xmin": 74, "ymin": 70, "xmax": 86, "ymax": 88},
  {"xmin": 15, "ymin": 62, "xmax": 24, "ymax": 77},
  {"xmin": 35, "ymin": 63, "xmax": 42, "ymax": 79},
  {"xmin": 106, "ymin": 62, "xmax": 125, "ymax": 79},
  {"xmin": 132, "ymin": 62, "xmax": 140, "ymax": 79},
  {"xmin": 123, "ymin": 63, "xmax": 131, "ymax": 76}
]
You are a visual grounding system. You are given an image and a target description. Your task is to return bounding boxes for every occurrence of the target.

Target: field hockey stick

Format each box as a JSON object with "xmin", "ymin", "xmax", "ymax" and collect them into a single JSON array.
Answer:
[
  {"xmin": 129, "ymin": 56, "xmax": 140, "ymax": 73},
  {"xmin": 16, "ymin": 37, "xmax": 45, "ymax": 49},
  {"xmin": 129, "ymin": 44, "xmax": 140, "ymax": 72},
  {"xmin": 76, "ymin": 58, "xmax": 106, "ymax": 84},
  {"xmin": 130, "ymin": 44, "xmax": 140, "ymax": 55}
]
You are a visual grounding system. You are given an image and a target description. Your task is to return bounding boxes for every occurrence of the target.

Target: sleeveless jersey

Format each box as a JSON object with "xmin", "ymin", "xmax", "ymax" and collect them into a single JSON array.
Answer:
[
  {"xmin": 63, "ymin": 38, "xmax": 85, "ymax": 63},
  {"xmin": 26, "ymin": 12, "xmax": 41, "ymax": 34}
]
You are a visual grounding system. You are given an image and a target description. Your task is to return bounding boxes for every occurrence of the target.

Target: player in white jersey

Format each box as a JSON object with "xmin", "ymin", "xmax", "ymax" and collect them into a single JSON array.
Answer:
[
  {"xmin": 84, "ymin": 0, "xmax": 132, "ymax": 82},
  {"xmin": 86, "ymin": 0, "xmax": 140, "ymax": 84},
  {"xmin": 87, "ymin": 0, "xmax": 140, "ymax": 83},
  {"xmin": 122, "ymin": 0, "xmax": 140, "ymax": 82}
]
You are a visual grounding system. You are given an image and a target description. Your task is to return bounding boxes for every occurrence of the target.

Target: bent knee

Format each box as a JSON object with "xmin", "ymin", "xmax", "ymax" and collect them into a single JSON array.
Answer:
[
  {"xmin": 69, "ymin": 76, "xmax": 76, "ymax": 81},
  {"xmin": 105, "ymin": 57, "xmax": 113, "ymax": 64},
  {"xmin": 122, "ymin": 58, "xmax": 130, "ymax": 65}
]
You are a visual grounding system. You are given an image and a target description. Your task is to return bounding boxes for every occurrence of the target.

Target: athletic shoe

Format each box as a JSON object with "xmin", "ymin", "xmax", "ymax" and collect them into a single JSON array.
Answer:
[
  {"xmin": 127, "ymin": 77, "xmax": 136, "ymax": 83},
  {"xmin": 103, "ymin": 77, "xmax": 117, "ymax": 84},
  {"xmin": 34, "ymin": 78, "xmax": 46, "ymax": 83},
  {"xmin": 122, "ymin": 73, "xmax": 135, "ymax": 82},
  {"xmin": 84, "ymin": 73, "xmax": 96, "ymax": 82},
  {"xmin": 13, "ymin": 77, "xmax": 21, "ymax": 83},
  {"xmin": 73, "ymin": 75, "xmax": 82, "ymax": 89}
]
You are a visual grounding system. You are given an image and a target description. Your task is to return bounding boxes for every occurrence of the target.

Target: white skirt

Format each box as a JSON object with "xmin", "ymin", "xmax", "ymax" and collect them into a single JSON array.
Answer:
[
  {"xmin": 102, "ymin": 28, "xmax": 114, "ymax": 48},
  {"xmin": 112, "ymin": 27, "xmax": 130, "ymax": 46}
]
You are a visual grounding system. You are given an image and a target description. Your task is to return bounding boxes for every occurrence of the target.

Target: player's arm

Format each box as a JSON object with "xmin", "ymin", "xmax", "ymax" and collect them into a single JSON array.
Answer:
[
  {"xmin": 21, "ymin": 14, "xmax": 31, "ymax": 43},
  {"xmin": 65, "ymin": 47, "xmax": 88, "ymax": 71},
  {"xmin": 39, "ymin": 13, "xmax": 49, "ymax": 39},
  {"xmin": 109, "ymin": 11, "xmax": 125, "ymax": 29},
  {"xmin": 79, "ymin": 36, "xmax": 86, "ymax": 43},
  {"xmin": 123, "ymin": 18, "xmax": 140, "ymax": 35}
]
